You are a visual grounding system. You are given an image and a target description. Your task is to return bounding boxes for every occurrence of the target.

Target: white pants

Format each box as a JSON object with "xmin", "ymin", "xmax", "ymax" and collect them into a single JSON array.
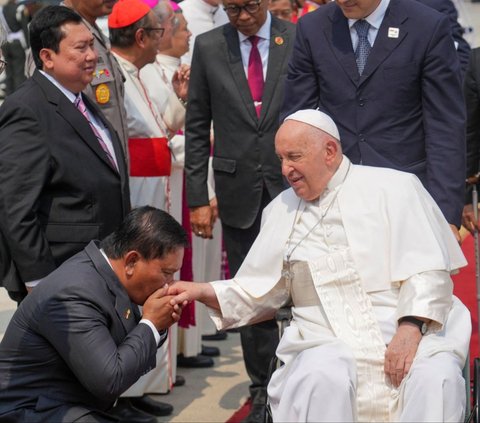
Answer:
[{"xmin": 270, "ymin": 341, "xmax": 466, "ymax": 422}]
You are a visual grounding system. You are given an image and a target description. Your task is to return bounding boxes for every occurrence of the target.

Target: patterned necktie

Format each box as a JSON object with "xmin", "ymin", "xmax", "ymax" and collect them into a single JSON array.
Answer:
[
  {"xmin": 74, "ymin": 95, "xmax": 118, "ymax": 172},
  {"xmin": 354, "ymin": 19, "xmax": 371, "ymax": 76},
  {"xmin": 247, "ymin": 35, "xmax": 264, "ymax": 118}
]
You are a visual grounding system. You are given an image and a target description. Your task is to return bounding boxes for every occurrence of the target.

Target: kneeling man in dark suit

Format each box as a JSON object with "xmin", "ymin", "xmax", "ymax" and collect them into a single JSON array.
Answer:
[{"xmin": 0, "ymin": 206, "xmax": 188, "ymax": 423}]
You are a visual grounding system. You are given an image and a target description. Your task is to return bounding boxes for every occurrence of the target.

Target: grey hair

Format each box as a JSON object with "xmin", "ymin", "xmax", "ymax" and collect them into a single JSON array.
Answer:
[{"xmin": 152, "ymin": 0, "xmax": 171, "ymax": 24}]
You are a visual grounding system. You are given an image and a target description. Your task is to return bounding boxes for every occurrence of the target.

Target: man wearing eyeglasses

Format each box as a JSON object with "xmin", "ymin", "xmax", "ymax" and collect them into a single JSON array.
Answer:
[{"xmin": 185, "ymin": 0, "xmax": 295, "ymax": 420}]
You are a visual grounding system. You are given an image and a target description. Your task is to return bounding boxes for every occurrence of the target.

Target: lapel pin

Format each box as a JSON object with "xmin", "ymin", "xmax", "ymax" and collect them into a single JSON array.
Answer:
[
  {"xmin": 275, "ymin": 36, "xmax": 284, "ymax": 46},
  {"xmin": 388, "ymin": 27, "xmax": 399, "ymax": 39},
  {"xmin": 124, "ymin": 308, "xmax": 131, "ymax": 320}
]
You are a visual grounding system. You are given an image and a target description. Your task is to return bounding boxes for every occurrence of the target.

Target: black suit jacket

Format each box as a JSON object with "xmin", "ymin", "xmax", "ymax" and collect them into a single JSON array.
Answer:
[
  {"xmin": 465, "ymin": 48, "xmax": 480, "ymax": 200},
  {"xmin": 185, "ymin": 17, "xmax": 295, "ymax": 229},
  {"xmin": 0, "ymin": 71, "xmax": 130, "ymax": 299},
  {"xmin": 282, "ymin": 0, "xmax": 466, "ymax": 226},
  {"xmin": 0, "ymin": 241, "xmax": 162, "ymax": 422}
]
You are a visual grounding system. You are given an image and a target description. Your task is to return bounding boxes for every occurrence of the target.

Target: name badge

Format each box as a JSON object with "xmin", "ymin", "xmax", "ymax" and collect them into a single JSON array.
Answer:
[{"xmin": 388, "ymin": 27, "xmax": 399, "ymax": 38}]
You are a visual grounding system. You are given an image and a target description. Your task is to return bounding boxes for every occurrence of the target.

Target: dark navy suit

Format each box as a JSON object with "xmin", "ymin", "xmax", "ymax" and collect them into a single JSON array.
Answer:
[{"xmin": 282, "ymin": 0, "xmax": 466, "ymax": 226}]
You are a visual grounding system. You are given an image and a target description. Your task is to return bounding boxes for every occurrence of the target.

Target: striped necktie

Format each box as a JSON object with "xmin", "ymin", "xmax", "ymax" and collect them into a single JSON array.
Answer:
[{"xmin": 75, "ymin": 95, "xmax": 118, "ymax": 172}]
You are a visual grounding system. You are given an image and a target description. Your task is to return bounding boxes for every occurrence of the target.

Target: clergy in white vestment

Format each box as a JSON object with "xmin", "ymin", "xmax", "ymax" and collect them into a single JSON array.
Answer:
[
  {"xmin": 108, "ymin": 0, "xmax": 185, "ymax": 410},
  {"xmin": 141, "ymin": 6, "xmax": 207, "ymax": 361},
  {"xmin": 168, "ymin": 109, "xmax": 472, "ymax": 422}
]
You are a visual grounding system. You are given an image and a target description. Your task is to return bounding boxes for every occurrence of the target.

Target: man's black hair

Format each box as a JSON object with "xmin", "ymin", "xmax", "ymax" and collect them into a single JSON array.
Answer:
[
  {"xmin": 101, "ymin": 206, "xmax": 188, "ymax": 260},
  {"xmin": 29, "ymin": 5, "xmax": 83, "ymax": 69}
]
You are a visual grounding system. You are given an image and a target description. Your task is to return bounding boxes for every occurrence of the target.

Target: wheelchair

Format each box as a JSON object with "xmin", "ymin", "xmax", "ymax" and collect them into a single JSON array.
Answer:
[{"xmin": 264, "ymin": 307, "xmax": 479, "ymax": 423}]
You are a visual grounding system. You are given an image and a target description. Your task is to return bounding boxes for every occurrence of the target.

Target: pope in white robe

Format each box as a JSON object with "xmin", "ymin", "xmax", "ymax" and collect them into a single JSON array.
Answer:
[{"xmin": 168, "ymin": 109, "xmax": 471, "ymax": 422}]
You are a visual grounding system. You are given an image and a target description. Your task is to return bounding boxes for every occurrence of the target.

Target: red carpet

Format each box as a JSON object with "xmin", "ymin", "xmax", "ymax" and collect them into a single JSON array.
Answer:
[
  {"xmin": 453, "ymin": 233, "xmax": 479, "ymax": 370},
  {"xmin": 226, "ymin": 235, "xmax": 479, "ymax": 422},
  {"xmin": 226, "ymin": 397, "xmax": 251, "ymax": 423}
]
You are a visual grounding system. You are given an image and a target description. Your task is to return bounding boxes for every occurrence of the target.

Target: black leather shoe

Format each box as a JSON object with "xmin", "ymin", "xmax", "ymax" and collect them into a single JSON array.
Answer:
[
  {"xmin": 201, "ymin": 344, "xmax": 220, "ymax": 357},
  {"xmin": 129, "ymin": 395, "xmax": 173, "ymax": 417},
  {"xmin": 201, "ymin": 330, "xmax": 228, "ymax": 341},
  {"xmin": 173, "ymin": 374, "xmax": 185, "ymax": 387},
  {"xmin": 108, "ymin": 399, "xmax": 157, "ymax": 423},
  {"xmin": 177, "ymin": 353, "xmax": 214, "ymax": 368},
  {"xmin": 241, "ymin": 404, "xmax": 267, "ymax": 423}
]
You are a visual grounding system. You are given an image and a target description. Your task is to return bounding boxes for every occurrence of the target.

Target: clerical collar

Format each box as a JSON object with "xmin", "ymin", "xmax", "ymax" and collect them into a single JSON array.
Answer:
[
  {"xmin": 348, "ymin": 0, "xmax": 390, "ymax": 30},
  {"xmin": 237, "ymin": 11, "xmax": 271, "ymax": 43},
  {"xmin": 319, "ymin": 155, "xmax": 351, "ymax": 200}
]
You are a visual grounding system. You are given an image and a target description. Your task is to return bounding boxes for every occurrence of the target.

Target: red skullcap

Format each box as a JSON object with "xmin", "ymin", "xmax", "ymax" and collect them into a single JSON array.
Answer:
[{"xmin": 108, "ymin": 0, "xmax": 151, "ymax": 29}]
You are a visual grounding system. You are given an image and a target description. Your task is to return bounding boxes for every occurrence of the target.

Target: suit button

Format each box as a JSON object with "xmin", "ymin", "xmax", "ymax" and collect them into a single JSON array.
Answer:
[
  {"xmin": 359, "ymin": 133, "xmax": 366, "ymax": 142},
  {"xmin": 258, "ymin": 131, "xmax": 264, "ymax": 137},
  {"xmin": 359, "ymin": 98, "xmax": 365, "ymax": 106},
  {"xmin": 256, "ymin": 164, "xmax": 262, "ymax": 171}
]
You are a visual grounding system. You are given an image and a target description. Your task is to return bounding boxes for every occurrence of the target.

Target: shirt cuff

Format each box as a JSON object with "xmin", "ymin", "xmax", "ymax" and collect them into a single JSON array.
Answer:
[
  {"xmin": 139, "ymin": 319, "xmax": 163, "ymax": 345},
  {"xmin": 25, "ymin": 279, "xmax": 42, "ymax": 288}
]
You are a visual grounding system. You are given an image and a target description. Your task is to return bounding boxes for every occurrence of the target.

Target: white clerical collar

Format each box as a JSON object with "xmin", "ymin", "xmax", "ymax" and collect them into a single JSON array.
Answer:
[
  {"xmin": 238, "ymin": 11, "xmax": 271, "ymax": 43},
  {"xmin": 328, "ymin": 155, "xmax": 351, "ymax": 190},
  {"xmin": 348, "ymin": 0, "xmax": 390, "ymax": 30},
  {"xmin": 39, "ymin": 69, "xmax": 78, "ymax": 103},
  {"xmin": 157, "ymin": 53, "xmax": 181, "ymax": 68},
  {"xmin": 112, "ymin": 51, "xmax": 139, "ymax": 74}
]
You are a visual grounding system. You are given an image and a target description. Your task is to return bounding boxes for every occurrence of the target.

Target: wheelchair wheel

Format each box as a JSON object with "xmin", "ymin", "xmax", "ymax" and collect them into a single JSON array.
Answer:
[{"xmin": 474, "ymin": 358, "xmax": 480, "ymax": 423}]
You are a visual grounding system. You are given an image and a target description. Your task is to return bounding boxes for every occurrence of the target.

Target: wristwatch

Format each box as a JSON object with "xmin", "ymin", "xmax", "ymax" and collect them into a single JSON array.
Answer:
[{"xmin": 398, "ymin": 316, "xmax": 428, "ymax": 335}]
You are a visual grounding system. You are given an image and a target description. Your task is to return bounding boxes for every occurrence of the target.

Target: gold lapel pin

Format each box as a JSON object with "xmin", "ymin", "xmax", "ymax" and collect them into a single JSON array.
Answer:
[
  {"xmin": 275, "ymin": 36, "xmax": 284, "ymax": 46},
  {"xmin": 124, "ymin": 308, "xmax": 131, "ymax": 319}
]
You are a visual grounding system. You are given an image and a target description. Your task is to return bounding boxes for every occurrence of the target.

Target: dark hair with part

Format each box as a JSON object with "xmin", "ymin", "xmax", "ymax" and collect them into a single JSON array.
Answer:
[
  {"xmin": 29, "ymin": 5, "xmax": 83, "ymax": 69},
  {"xmin": 109, "ymin": 13, "xmax": 151, "ymax": 48},
  {"xmin": 101, "ymin": 206, "xmax": 188, "ymax": 260}
]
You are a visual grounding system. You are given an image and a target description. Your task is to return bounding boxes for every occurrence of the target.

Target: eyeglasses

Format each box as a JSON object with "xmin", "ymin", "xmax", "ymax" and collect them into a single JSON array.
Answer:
[
  {"xmin": 0, "ymin": 59, "xmax": 7, "ymax": 74},
  {"xmin": 223, "ymin": 0, "xmax": 262, "ymax": 17},
  {"xmin": 142, "ymin": 27, "xmax": 165, "ymax": 38}
]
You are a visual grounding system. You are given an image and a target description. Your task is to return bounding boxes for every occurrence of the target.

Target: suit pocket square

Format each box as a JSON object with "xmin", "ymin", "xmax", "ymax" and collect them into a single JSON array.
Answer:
[{"xmin": 212, "ymin": 157, "xmax": 236, "ymax": 174}]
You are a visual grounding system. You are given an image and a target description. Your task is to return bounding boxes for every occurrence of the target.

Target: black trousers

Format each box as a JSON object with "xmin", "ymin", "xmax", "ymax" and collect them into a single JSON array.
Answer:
[{"xmin": 221, "ymin": 187, "xmax": 279, "ymax": 405}]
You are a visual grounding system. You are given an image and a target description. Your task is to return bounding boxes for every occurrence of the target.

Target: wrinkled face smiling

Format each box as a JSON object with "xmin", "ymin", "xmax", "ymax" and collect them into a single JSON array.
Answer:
[{"xmin": 275, "ymin": 121, "xmax": 338, "ymax": 202}]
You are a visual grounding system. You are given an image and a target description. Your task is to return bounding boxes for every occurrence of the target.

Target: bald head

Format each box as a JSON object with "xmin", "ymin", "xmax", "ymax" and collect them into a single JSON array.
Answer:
[{"xmin": 275, "ymin": 110, "xmax": 343, "ymax": 201}]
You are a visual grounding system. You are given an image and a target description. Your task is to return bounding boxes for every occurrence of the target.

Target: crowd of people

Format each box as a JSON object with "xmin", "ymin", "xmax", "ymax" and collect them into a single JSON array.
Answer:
[{"xmin": 0, "ymin": 0, "xmax": 477, "ymax": 421}]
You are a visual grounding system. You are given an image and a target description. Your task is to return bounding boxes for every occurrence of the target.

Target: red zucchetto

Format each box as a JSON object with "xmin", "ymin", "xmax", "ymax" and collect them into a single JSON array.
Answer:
[{"xmin": 108, "ymin": 0, "xmax": 151, "ymax": 29}]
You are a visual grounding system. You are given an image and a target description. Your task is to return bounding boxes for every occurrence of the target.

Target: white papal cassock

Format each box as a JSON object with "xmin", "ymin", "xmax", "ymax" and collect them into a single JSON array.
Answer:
[
  {"xmin": 114, "ymin": 52, "xmax": 172, "ymax": 396},
  {"xmin": 207, "ymin": 156, "xmax": 471, "ymax": 422}
]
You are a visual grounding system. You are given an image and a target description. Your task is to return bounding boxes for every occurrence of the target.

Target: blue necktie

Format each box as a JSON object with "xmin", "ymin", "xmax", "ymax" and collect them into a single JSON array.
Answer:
[{"xmin": 354, "ymin": 20, "xmax": 371, "ymax": 76}]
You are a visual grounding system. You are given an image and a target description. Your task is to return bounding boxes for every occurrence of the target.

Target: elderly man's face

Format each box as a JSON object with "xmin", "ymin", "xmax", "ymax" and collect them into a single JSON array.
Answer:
[
  {"xmin": 335, "ymin": 0, "xmax": 381, "ymax": 19},
  {"xmin": 41, "ymin": 22, "xmax": 97, "ymax": 93},
  {"xmin": 125, "ymin": 247, "xmax": 184, "ymax": 305},
  {"xmin": 169, "ymin": 14, "xmax": 191, "ymax": 57},
  {"xmin": 158, "ymin": 2, "xmax": 175, "ymax": 51},
  {"xmin": 223, "ymin": 0, "xmax": 268, "ymax": 37},
  {"xmin": 275, "ymin": 121, "xmax": 338, "ymax": 201}
]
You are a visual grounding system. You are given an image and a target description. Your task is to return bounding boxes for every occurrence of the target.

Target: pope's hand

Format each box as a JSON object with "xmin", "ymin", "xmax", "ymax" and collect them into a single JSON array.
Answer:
[{"xmin": 384, "ymin": 324, "xmax": 422, "ymax": 388}]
